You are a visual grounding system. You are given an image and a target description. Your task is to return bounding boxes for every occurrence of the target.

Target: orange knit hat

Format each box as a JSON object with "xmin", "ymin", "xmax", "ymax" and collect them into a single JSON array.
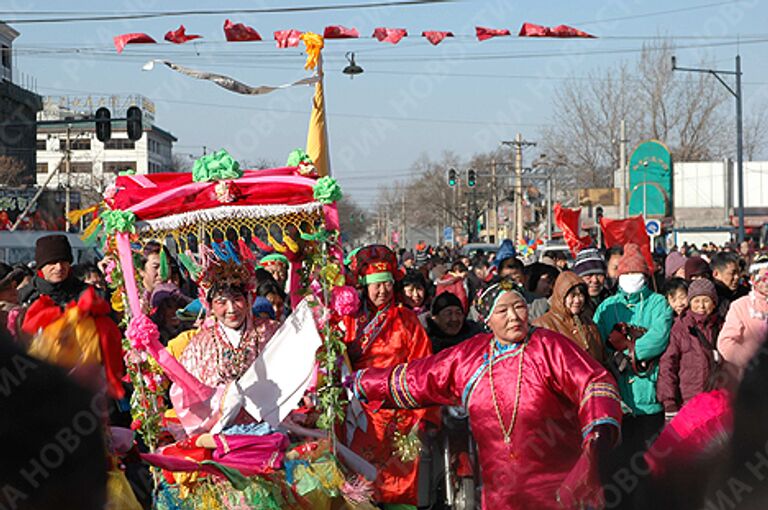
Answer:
[{"xmin": 617, "ymin": 243, "xmax": 650, "ymax": 276}]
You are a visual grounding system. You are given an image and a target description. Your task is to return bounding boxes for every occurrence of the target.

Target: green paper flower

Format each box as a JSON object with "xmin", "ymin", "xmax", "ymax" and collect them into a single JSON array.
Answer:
[
  {"xmin": 299, "ymin": 226, "xmax": 335, "ymax": 243},
  {"xmin": 192, "ymin": 149, "xmax": 242, "ymax": 182},
  {"xmin": 286, "ymin": 148, "xmax": 313, "ymax": 167},
  {"xmin": 313, "ymin": 177, "xmax": 343, "ymax": 205},
  {"xmin": 102, "ymin": 210, "xmax": 136, "ymax": 234}
]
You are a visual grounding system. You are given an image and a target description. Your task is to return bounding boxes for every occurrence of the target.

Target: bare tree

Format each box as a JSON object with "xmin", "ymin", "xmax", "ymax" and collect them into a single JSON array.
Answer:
[
  {"xmin": 336, "ymin": 197, "xmax": 367, "ymax": 244},
  {"xmin": 542, "ymin": 39, "xmax": 763, "ymax": 190},
  {"xmin": 743, "ymin": 106, "xmax": 768, "ymax": 161},
  {"xmin": 543, "ymin": 63, "xmax": 639, "ymax": 189},
  {"xmin": 169, "ymin": 153, "xmax": 193, "ymax": 172},
  {"xmin": 0, "ymin": 155, "xmax": 28, "ymax": 186},
  {"xmin": 243, "ymin": 158, "xmax": 279, "ymax": 170}
]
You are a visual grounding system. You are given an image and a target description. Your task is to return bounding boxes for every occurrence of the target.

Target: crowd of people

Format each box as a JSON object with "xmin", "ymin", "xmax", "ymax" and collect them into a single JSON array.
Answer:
[{"xmin": 2, "ymin": 232, "xmax": 768, "ymax": 509}]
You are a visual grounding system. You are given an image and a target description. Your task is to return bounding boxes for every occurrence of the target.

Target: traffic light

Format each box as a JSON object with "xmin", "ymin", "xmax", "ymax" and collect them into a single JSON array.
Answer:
[
  {"xmin": 95, "ymin": 107, "xmax": 111, "ymax": 142},
  {"xmin": 126, "ymin": 106, "xmax": 143, "ymax": 141},
  {"xmin": 447, "ymin": 168, "xmax": 457, "ymax": 187},
  {"xmin": 467, "ymin": 169, "xmax": 476, "ymax": 187}
]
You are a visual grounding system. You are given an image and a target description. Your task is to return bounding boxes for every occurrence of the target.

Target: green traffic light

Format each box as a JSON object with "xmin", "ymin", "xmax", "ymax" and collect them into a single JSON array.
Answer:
[{"xmin": 448, "ymin": 169, "xmax": 457, "ymax": 187}]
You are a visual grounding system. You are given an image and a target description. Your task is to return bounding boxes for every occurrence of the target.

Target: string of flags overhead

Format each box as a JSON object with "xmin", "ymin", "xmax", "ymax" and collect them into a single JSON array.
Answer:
[{"xmin": 114, "ymin": 20, "xmax": 596, "ymax": 53}]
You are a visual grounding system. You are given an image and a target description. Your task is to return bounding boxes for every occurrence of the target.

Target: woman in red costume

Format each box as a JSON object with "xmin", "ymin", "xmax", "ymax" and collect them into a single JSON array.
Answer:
[
  {"xmin": 342, "ymin": 244, "xmax": 438, "ymax": 509},
  {"xmin": 351, "ymin": 278, "xmax": 623, "ymax": 509}
]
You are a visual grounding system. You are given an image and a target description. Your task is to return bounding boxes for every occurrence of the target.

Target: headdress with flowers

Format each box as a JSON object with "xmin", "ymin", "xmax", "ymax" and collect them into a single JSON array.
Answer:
[
  {"xmin": 346, "ymin": 244, "xmax": 403, "ymax": 288},
  {"xmin": 195, "ymin": 244, "xmax": 257, "ymax": 303},
  {"xmin": 475, "ymin": 277, "xmax": 527, "ymax": 323}
]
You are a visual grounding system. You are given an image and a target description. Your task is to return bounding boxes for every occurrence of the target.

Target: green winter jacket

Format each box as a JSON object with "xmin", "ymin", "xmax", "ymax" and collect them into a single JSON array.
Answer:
[{"xmin": 594, "ymin": 285, "xmax": 672, "ymax": 416}]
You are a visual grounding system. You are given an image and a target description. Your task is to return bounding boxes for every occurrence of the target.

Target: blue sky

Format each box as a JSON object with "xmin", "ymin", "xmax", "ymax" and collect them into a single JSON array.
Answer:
[{"xmin": 8, "ymin": 0, "xmax": 768, "ymax": 208}]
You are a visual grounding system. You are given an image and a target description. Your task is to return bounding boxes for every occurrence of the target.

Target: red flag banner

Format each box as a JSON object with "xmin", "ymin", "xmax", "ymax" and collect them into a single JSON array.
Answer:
[
  {"xmin": 475, "ymin": 26, "xmax": 511, "ymax": 41},
  {"xmin": 421, "ymin": 30, "xmax": 454, "ymax": 45},
  {"xmin": 224, "ymin": 19, "xmax": 262, "ymax": 41},
  {"xmin": 518, "ymin": 22, "xmax": 550, "ymax": 37},
  {"xmin": 372, "ymin": 27, "xmax": 408, "ymax": 44},
  {"xmin": 323, "ymin": 25, "xmax": 359, "ymax": 39},
  {"xmin": 599, "ymin": 216, "xmax": 653, "ymax": 269},
  {"xmin": 113, "ymin": 33, "xmax": 156, "ymax": 53},
  {"xmin": 164, "ymin": 25, "xmax": 202, "ymax": 44},
  {"xmin": 274, "ymin": 29, "xmax": 303, "ymax": 48},
  {"xmin": 549, "ymin": 24, "xmax": 596, "ymax": 38},
  {"xmin": 553, "ymin": 203, "xmax": 593, "ymax": 257},
  {"xmin": 519, "ymin": 22, "xmax": 596, "ymax": 38}
]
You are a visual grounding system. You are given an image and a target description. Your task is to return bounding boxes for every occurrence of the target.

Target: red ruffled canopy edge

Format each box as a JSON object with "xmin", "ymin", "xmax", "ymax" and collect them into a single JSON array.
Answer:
[{"xmin": 109, "ymin": 167, "xmax": 319, "ymax": 221}]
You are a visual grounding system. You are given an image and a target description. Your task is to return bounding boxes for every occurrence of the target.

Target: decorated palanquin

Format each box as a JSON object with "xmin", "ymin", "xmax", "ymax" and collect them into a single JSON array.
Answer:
[{"xmin": 94, "ymin": 151, "xmax": 378, "ymax": 509}]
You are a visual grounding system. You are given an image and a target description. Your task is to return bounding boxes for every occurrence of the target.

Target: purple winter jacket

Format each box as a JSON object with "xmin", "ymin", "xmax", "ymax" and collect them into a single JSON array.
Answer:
[{"xmin": 657, "ymin": 310, "xmax": 723, "ymax": 412}]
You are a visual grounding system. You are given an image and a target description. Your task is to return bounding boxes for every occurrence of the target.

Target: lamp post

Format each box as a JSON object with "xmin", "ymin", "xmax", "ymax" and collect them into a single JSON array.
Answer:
[{"xmin": 672, "ymin": 55, "xmax": 745, "ymax": 242}]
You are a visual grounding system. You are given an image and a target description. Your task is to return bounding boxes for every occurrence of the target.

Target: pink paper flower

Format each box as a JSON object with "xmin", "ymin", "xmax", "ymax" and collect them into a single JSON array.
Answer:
[
  {"xmin": 104, "ymin": 185, "xmax": 119, "ymax": 202},
  {"xmin": 309, "ymin": 279, "xmax": 324, "ymax": 299},
  {"xmin": 103, "ymin": 258, "xmax": 117, "ymax": 284},
  {"xmin": 130, "ymin": 419, "xmax": 143, "ymax": 431},
  {"xmin": 126, "ymin": 314, "xmax": 159, "ymax": 351},
  {"xmin": 331, "ymin": 285, "xmax": 360, "ymax": 316}
]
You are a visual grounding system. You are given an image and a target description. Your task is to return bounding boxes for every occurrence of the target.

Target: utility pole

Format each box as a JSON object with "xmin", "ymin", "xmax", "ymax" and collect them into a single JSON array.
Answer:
[
  {"xmin": 501, "ymin": 134, "xmax": 536, "ymax": 241},
  {"xmin": 491, "ymin": 159, "xmax": 498, "ymax": 243},
  {"xmin": 384, "ymin": 206, "xmax": 390, "ymax": 246},
  {"xmin": 64, "ymin": 124, "xmax": 72, "ymax": 231},
  {"xmin": 546, "ymin": 176, "xmax": 553, "ymax": 240},
  {"xmin": 401, "ymin": 194, "xmax": 406, "ymax": 249},
  {"xmin": 618, "ymin": 119, "xmax": 627, "ymax": 218},
  {"xmin": 672, "ymin": 54, "xmax": 745, "ymax": 242}
]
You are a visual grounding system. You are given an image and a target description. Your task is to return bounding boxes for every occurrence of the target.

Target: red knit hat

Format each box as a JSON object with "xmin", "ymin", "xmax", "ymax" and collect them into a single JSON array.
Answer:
[{"xmin": 617, "ymin": 243, "xmax": 650, "ymax": 276}]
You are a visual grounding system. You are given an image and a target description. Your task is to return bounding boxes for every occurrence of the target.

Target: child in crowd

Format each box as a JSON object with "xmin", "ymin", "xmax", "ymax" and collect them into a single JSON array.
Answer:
[
  {"xmin": 664, "ymin": 277, "xmax": 689, "ymax": 317},
  {"xmin": 657, "ymin": 279, "xmax": 723, "ymax": 414}
]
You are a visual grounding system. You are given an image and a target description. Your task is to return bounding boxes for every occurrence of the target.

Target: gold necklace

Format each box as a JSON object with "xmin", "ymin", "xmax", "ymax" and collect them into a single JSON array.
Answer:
[{"xmin": 488, "ymin": 337, "xmax": 526, "ymax": 444}]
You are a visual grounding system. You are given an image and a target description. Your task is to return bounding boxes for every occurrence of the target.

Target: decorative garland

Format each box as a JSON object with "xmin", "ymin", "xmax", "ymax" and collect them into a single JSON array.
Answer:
[
  {"xmin": 135, "ymin": 202, "xmax": 324, "ymax": 232},
  {"xmin": 298, "ymin": 229, "xmax": 351, "ymax": 431},
  {"xmin": 101, "ymin": 234, "xmax": 168, "ymax": 450}
]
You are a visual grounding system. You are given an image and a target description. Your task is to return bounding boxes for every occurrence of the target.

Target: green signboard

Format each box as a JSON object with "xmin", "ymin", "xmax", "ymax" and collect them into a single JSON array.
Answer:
[{"xmin": 628, "ymin": 140, "xmax": 672, "ymax": 218}]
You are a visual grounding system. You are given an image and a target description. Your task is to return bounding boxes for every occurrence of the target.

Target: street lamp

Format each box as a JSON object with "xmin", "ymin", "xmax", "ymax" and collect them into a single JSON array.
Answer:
[
  {"xmin": 672, "ymin": 55, "xmax": 745, "ymax": 242},
  {"xmin": 343, "ymin": 52, "xmax": 364, "ymax": 77}
]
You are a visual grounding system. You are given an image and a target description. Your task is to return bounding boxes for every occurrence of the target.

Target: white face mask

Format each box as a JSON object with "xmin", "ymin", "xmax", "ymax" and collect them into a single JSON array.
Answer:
[{"xmin": 618, "ymin": 273, "xmax": 646, "ymax": 294}]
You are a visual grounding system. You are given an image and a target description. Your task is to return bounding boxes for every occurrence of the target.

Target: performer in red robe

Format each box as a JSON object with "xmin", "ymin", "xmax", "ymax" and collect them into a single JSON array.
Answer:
[
  {"xmin": 342, "ymin": 245, "xmax": 438, "ymax": 507},
  {"xmin": 352, "ymin": 278, "xmax": 622, "ymax": 509}
]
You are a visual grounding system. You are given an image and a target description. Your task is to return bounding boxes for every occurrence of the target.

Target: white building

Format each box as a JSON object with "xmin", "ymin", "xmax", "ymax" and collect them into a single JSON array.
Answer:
[
  {"xmin": 610, "ymin": 159, "xmax": 768, "ymax": 245},
  {"xmin": 35, "ymin": 96, "xmax": 176, "ymax": 198}
]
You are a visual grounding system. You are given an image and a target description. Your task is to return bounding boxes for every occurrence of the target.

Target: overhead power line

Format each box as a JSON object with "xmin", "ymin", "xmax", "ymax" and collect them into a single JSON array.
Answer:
[
  {"xmin": 571, "ymin": 0, "xmax": 742, "ymax": 26},
  {"xmin": 1, "ymin": 0, "xmax": 452, "ymax": 24},
  {"xmin": 14, "ymin": 35, "xmax": 768, "ymax": 65}
]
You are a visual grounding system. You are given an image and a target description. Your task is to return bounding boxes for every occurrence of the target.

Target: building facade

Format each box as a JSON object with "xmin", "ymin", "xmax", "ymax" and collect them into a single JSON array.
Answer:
[
  {"xmin": 36, "ymin": 97, "xmax": 176, "ymax": 201},
  {"xmin": 0, "ymin": 22, "xmax": 43, "ymax": 185}
]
